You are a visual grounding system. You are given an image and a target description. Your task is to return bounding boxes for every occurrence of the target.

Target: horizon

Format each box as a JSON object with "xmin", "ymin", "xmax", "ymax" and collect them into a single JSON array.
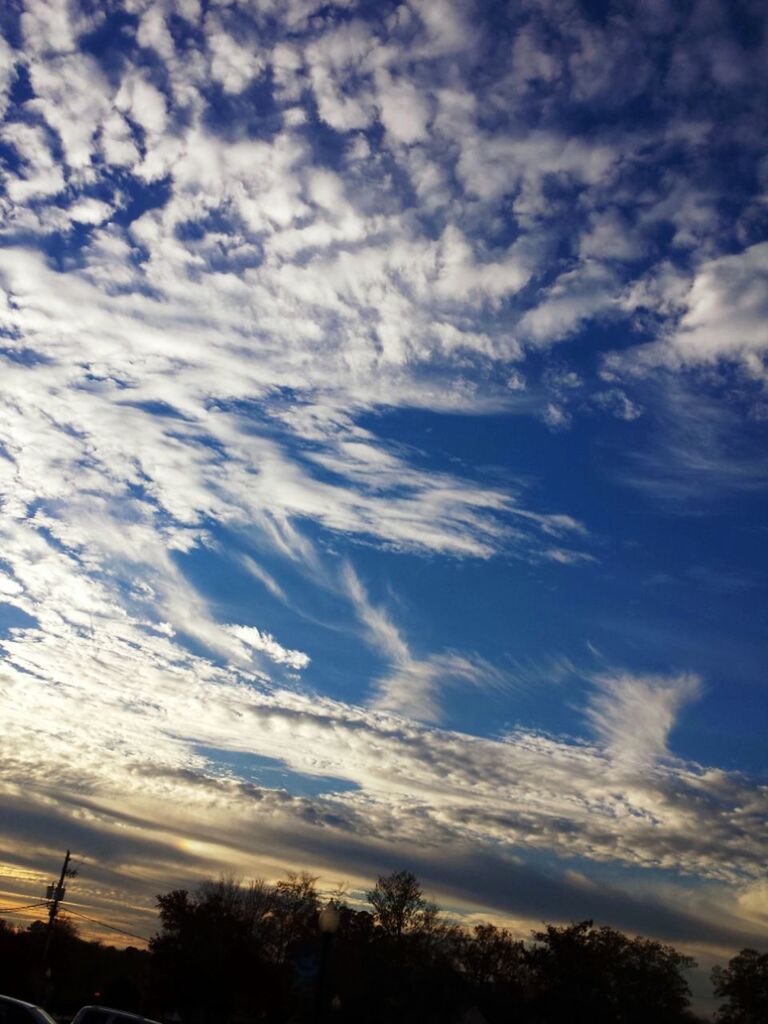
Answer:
[{"xmin": 0, "ymin": 1, "xmax": 767, "ymax": 1019}]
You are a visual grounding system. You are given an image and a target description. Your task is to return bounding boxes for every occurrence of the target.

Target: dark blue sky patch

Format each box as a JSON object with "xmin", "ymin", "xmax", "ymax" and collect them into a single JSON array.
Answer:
[
  {"xmin": 0, "ymin": 0, "xmax": 22, "ymax": 50},
  {"xmin": 116, "ymin": 399, "xmax": 191, "ymax": 421},
  {"xmin": 0, "ymin": 139, "xmax": 19, "ymax": 187},
  {"xmin": 194, "ymin": 746, "xmax": 360, "ymax": 797},
  {"xmin": 129, "ymin": 46, "xmax": 176, "ymax": 106},
  {"xmin": 724, "ymin": 0, "xmax": 767, "ymax": 48},
  {"xmin": 0, "ymin": 344, "xmax": 53, "ymax": 366},
  {"xmin": 35, "ymin": 221, "xmax": 101, "ymax": 270},
  {"xmin": 6, "ymin": 62, "xmax": 29, "ymax": 105},
  {"xmin": 109, "ymin": 173, "xmax": 172, "ymax": 227},
  {"xmin": 173, "ymin": 203, "xmax": 245, "ymax": 245},
  {"xmin": 0, "ymin": 603, "xmax": 37, "ymax": 637},
  {"xmin": 348, "ymin": 393, "xmax": 768, "ymax": 752},
  {"xmin": 78, "ymin": 8, "xmax": 138, "ymax": 83},
  {"xmin": 576, "ymin": 0, "xmax": 614, "ymax": 27},
  {"xmin": 299, "ymin": 113, "xmax": 349, "ymax": 172},
  {"xmin": 200, "ymin": 73, "xmax": 281, "ymax": 141},
  {"xmin": 167, "ymin": 10, "xmax": 205, "ymax": 53}
]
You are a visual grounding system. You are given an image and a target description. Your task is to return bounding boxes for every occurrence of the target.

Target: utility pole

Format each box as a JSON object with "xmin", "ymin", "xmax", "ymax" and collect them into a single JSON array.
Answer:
[{"xmin": 42, "ymin": 849, "xmax": 72, "ymax": 967}]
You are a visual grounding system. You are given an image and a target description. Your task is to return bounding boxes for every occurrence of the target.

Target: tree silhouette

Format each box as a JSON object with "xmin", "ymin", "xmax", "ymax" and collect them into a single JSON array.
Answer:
[
  {"xmin": 366, "ymin": 869, "xmax": 431, "ymax": 938},
  {"xmin": 150, "ymin": 884, "xmax": 259, "ymax": 1023},
  {"xmin": 0, "ymin": 916, "xmax": 149, "ymax": 1014},
  {"xmin": 528, "ymin": 920, "xmax": 696, "ymax": 1024},
  {"xmin": 0, "ymin": 869, "xmax": 704, "ymax": 1023},
  {"xmin": 459, "ymin": 922, "xmax": 528, "ymax": 988},
  {"xmin": 712, "ymin": 948, "xmax": 768, "ymax": 1024}
]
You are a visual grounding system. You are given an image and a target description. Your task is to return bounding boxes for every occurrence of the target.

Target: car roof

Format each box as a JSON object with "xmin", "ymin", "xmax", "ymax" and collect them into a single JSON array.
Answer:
[
  {"xmin": 0, "ymin": 995, "xmax": 45, "ymax": 1009},
  {"xmin": 0, "ymin": 995, "xmax": 55, "ymax": 1022},
  {"xmin": 75, "ymin": 1008, "xmax": 161, "ymax": 1023}
]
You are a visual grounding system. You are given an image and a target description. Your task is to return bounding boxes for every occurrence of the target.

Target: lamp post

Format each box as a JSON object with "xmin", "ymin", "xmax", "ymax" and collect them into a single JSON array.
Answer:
[{"xmin": 314, "ymin": 902, "xmax": 340, "ymax": 1023}]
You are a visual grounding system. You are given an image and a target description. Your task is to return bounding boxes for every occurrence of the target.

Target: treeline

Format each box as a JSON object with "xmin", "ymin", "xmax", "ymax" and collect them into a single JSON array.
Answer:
[
  {"xmin": 1, "ymin": 870, "xmax": 766, "ymax": 1023},
  {"xmin": 148, "ymin": 871, "xmax": 700, "ymax": 1023},
  {"xmin": 0, "ymin": 916, "xmax": 149, "ymax": 1013}
]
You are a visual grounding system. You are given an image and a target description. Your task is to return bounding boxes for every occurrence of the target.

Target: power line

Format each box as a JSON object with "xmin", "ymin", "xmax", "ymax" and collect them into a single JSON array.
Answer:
[
  {"xmin": 0, "ymin": 901, "xmax": 49, "ymax": 915},
  {"xmin": 65, "ymin": 908, "xmax": 151, "ymax": 945},
  {"xmin": 0, "ymin": 899, "xmax": 152, "ymax": 946}
]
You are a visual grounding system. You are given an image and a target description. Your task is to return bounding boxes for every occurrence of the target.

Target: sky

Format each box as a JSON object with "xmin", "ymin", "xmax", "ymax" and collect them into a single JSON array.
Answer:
[{"xmin": 0, "ymin": 0, "xmax": 767, "ymax": 1010}]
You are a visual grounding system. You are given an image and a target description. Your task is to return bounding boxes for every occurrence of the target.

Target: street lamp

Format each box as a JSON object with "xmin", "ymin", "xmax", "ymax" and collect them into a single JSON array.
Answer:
[
  {"xmin": 314, "ymin": 902, "xmax": 340, "ymax": 1023},
  {"xmin": 318, "ymin": 902, "xmax": 340, "ymax": 936}
]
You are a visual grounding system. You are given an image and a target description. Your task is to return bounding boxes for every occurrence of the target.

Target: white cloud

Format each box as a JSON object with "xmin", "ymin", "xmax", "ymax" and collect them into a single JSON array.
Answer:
[
  {"xmin": 542, "ymin": 402, "xmax": 570, "ymax": 429},
  {"xmin": 305, "ymin": 21, "xmax": 379, "ymax": 131},
  {"xmin": 0, "ymin": 35, "xmax": 16, "ymax": 121},
  {"xmin": 206, "ymin": 15, "xmax": 267, "ymax": 94},
  {"xmin": 579, "ymin": 209, "xmax": 645, "ymax": 262},
  {"xmin": 520, "ymin": 261, "xmax": 619, "ymax": 346},
  {"xmin": 736, "ymin": 879, "xmax": 768, "ymax": 928},
  {"xmin": 607, "ymin": 243, "xmax": 768, "ymax": 386},
  {"xmin": 67, "ymin": 197, "xmax": 113, "ymax": 225},
  {"xmin": 100, "ymin": 110, "xmax": 141, "ymax": 168},
  {"xmin": 372, "ymin": 651, "xmax": 504, "ymax": 723},
  {"xmin": 455, "ymin": 130, "xmax": 619, "ymax": 209},
  {"xmin": 136, "ymin": 2, "xmax": 176, "ymax": 61},
  {"xmin": 0, "ymin": 467, "xmax": 760, "ymax": 947},
  {"xmin": 1, "ymin": 121, "xmax": 65, "ymax": 202},
  {"xmin": 20, "ymin": 0, "xmax": 80, "ymax": 57},
  {"xmin": 644, "ymin": 243, "xmax": 768, "ymax": 368},
  {"xmin": 241, "ymin": 556, "xmax": 289, "ymax": 604},
  {"xmin": 341, "ymin": 563, "xmax": 411, "ymax": 665},
  {"xmin": 115, "ymin": 71, "xmax": 168, "ymax": 137},
  {"xmin": 0, "ymin": 618, "xmax": 763, "ymax": 913},
  {"xmin": 435, "ymin": 225, "xmax": 533, "ymax": 308},
  {"xmin": 375, "ymin": 70, "xmax": 431, "ymax": 145},
  {"xmin": 27, "ymin": 53, "xmax": 112, "ymax": 170},
  {"xmin": 226, "ymin": 624, "xmax": 310, "ymax": 670},
  {"xmin": 604, "ymin": 378, "xmax": 768, "ymax": 506},
  {"xmin": 511, "ymin": 22, "xmax": 560, "ymax": 87},
  {"xmin": 592, "ymin": 388, "xmax": 643, "ymax": 421},
  {"xmin": 542, "ymin": 547, "xmax": 595, "ymax": 565},
  {"xmin": 586, "ymin": 670, "xmax": 702, "ymax": 765},
  {"xmin": 409, "ymin": 0, "xmax": 478, "ymax": 58}
]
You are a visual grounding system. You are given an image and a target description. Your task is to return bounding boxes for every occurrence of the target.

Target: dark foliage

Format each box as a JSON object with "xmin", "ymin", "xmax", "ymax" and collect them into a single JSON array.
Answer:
[
  {"xmin": 712, "ymin": 948, "xmax": 768, "ymax": 1024},
  {"xmin": 0, "ymin": 915, "xmax": 149, "ymax": 1015},
  {"xmin": 143, "ymin": 871, "xmax": 702, "ymax": 1024},
  {"xmin": 0, "ymin": 868, "xmax": 733, "ymax": 1024},
  {"xmin": 366, "ymin": 870, "xmax": 431, "ymax": 938},
  {"xmin": 527, "ymin": 920, "xmax": 696, "ymax": 1024}
]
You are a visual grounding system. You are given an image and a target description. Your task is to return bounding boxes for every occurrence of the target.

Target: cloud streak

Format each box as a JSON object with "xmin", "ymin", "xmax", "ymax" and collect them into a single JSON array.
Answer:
[
  {"xmin": 342, "ymin": 562, "xmax": 504, "ymax": 721},
  {"xmin": 586, "ymin": 670, "xmax": 702, "ymax": 765}
]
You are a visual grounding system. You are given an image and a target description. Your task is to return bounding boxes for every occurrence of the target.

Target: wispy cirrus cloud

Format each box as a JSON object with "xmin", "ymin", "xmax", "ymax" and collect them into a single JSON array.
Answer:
[
  {"xmin": 585, "ymin": 670, "xmax": 702, "ymax": 766},
  {"xmin": 341, "ymin": 562, "xmax": 504, "ymax": 721}
]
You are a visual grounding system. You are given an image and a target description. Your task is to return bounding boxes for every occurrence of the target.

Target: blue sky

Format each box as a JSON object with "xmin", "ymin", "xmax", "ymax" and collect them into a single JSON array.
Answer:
[{"xmin": 0, "ymin": 0, "xmax": 767, "ymax": 1008}]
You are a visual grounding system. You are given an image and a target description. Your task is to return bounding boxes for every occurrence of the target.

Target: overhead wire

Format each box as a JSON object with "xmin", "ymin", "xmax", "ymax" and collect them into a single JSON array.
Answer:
[
  {"xmin": 0, "ymin": 900, "xmax": 49, "ymax": 915},
  {"xmin": 0, "ymin": 899, "xmax": 151, "ymax": 945},
  {"xmin": 65, "ymin": 907, "xmax": 151, "ymax": 945}
]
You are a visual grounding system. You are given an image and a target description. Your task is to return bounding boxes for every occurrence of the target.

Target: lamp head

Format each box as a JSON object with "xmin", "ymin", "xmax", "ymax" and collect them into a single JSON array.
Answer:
[{"xmin": 318, "ymin": 902, "xmax": 340, "ymax": 934}]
